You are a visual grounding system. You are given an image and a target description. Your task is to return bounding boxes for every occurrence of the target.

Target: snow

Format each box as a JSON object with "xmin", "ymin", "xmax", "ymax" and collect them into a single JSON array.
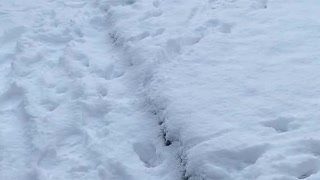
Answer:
[
  {"xmin": 104, "ymin": 0, "xmax": 320, "ymax": 179},
  {"xmin": 1, "ymin": 0, "xmax": 320, "ymax": 180},
  {"xmin": 0, "ymin": 0, "xmax": 180, "ymax": 179}
]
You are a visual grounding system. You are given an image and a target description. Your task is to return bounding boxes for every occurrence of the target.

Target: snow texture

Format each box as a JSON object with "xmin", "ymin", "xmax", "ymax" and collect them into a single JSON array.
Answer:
[
  {"xmin": 104, "ymin": 0, "xmax": 320, "ymax": 179},
  {"xmin": 1, "ymin": 0, "xmax": 320, "ymax": 180},
  {"xmin": 0, "ymin": 0, "xmax": 180, "ymax": 180}
]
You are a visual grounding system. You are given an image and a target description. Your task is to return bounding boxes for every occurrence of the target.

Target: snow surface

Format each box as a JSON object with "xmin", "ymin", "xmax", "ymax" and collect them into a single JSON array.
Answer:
[
  {"xmin": 1, "ymin": 0, "xmax": 320, "ymax": 180},
  {"xmin": 0, "ymin": 0, "xmax": 180, "ymax": 179},
  {"xmin": 105, "ymin": 0, "xmax": 320, "ymax": 179}
]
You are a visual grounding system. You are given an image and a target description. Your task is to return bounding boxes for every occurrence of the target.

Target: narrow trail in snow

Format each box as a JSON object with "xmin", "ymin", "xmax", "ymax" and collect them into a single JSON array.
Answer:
[{"xmin": 0, "ymin": 0, "xmax": 181, "ymax": 180}]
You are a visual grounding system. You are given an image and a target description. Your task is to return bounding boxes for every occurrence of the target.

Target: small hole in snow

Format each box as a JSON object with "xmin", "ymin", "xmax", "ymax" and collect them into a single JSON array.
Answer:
[{"xmin": 299, "ymin": 172, "xmax": 312, "ymax": 179}]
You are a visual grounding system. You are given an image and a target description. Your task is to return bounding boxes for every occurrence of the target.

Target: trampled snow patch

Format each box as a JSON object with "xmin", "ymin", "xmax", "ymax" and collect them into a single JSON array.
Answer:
[{"xmin": 0, "ymin": 0, "xmax": 181, "ymax": 179}]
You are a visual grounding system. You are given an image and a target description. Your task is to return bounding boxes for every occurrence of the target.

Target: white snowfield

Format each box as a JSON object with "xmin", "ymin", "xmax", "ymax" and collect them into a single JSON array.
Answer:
[
  {"xmin": 1, "ymin": 0, "xmax": 320, "ymax": 180},
  {"xmin": 0, "ymin": 0, "xmax": 180, "ymax": 179}
]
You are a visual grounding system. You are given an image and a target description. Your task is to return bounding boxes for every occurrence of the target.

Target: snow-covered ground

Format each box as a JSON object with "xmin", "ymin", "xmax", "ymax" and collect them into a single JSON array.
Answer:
[
  {"xmin": 0, "ymin": 0, "xmax": 180, "ymax": 179},
  {"xmin": 105, "ymin": 0, "xmax": 320, "ymax": 179},
  {"xmin": 1, "ymin": 0, "xmax": 320, "ymax": 180}
]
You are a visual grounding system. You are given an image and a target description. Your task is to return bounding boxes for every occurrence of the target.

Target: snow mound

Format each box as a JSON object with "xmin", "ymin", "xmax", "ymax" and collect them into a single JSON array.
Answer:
[{"xmin": 104, "ymin": 0, "xmax": 320, "ymax": 179}]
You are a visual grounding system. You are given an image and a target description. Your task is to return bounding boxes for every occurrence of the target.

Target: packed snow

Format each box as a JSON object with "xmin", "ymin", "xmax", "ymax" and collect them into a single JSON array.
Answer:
[
  {"xmin": 1, "ymin": 0, "xmax": 320, "ymax": 180},
  {"xmin": 0, "ymin": 0, "xmax": 180, "ymax": 179}
]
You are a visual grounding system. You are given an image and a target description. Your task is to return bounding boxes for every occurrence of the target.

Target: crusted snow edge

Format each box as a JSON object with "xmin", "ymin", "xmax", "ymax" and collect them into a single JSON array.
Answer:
[{"xmin": 98, "ymin": 1, "xmax": 192, "ymax": 179}]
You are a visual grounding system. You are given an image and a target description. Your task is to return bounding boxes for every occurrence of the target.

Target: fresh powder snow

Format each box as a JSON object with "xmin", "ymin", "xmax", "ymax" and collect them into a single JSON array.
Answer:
[{"xmin": 1, "ymin": 0, "xmax": 320, "ymax": 180}]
